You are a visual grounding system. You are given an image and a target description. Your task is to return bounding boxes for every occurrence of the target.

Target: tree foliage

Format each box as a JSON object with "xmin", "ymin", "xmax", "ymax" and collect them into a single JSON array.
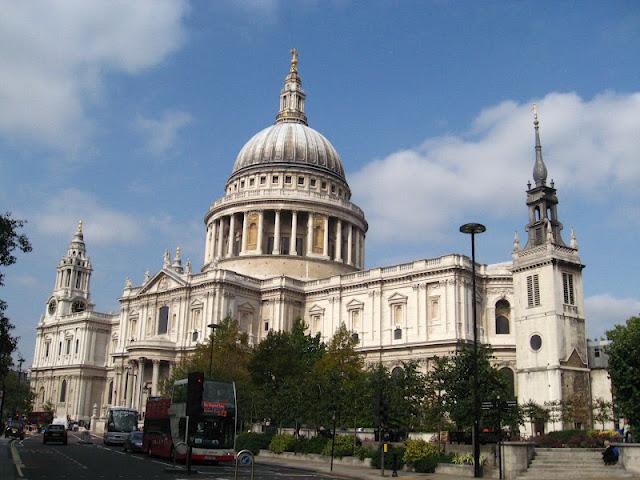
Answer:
[{"xmin": 606, "ymin": 316, "xmax": 640, "ymax": 429}]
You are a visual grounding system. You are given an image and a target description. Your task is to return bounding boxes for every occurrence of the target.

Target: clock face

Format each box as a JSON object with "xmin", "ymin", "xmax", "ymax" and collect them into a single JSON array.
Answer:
[{"xmin": 48, "ymin": 299, "xmax": 57, "ymax": 315}]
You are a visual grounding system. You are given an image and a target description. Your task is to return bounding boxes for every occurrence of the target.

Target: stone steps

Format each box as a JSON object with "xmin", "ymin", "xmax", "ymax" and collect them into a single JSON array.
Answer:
[{"xmin": 516, "ymin": 447, "xmax": 636, "ymax": 480}]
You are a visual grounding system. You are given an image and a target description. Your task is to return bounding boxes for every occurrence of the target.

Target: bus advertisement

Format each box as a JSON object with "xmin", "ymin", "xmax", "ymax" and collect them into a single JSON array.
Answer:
[
  {"xmin": 103, "ymin": 407, "xmax": 139, "ymax": 445},
  {"xmin": 143, "ymin": 379, "xmax": 237, "ymax": 463}
]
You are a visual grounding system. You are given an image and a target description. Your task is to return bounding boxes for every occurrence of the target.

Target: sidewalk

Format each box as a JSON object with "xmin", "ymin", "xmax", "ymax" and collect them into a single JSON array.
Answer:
[{"xmin": 255, "ymin": 454, "xmax": 474, "ymax": 480}]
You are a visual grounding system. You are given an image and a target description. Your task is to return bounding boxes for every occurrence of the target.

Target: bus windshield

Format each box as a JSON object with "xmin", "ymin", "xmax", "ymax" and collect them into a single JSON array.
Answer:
[
  {"xmin": 107, "ymin": 409, "xmax": 138, "ymax": 433},
  {"xmin": 191, "ymin": 417, "xmax": 235, "ymax": 449}
]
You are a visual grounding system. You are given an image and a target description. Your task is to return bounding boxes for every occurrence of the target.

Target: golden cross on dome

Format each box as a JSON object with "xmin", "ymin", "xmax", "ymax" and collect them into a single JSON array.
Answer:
[
  {"xmin": 77, "ymin": 219, "xmax": 83, "ymax": 234},
  {"xmin": 531, "ymin": 103, "xmax": 539, "ymax": 121},
  {"xmin": 290, "ymin": 48, "xmax": 298, "ymax": 73}
]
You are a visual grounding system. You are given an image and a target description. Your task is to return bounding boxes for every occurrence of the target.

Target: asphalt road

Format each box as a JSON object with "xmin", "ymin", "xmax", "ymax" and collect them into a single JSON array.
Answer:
[{"xmin": 8, "ymin": 432, "xmax": 344, "ymax": 480}]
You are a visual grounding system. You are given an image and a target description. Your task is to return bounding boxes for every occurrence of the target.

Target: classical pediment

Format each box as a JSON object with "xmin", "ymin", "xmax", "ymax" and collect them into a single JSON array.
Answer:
[
  {"xmin": 136, "ymin": 269, "xmax": 187, "ymax": 295},
  {"xmin": 387, "ymin": 292, "xmax": 408, "ymax": 304},
  {"xmin": 561, "ymin": 349, "xmax": 587, "ymax": 368},
  {"xmin": 309, "ymin": 304, "xmax": 325, "ymax": 315},
  {"xmin": 238, "ymin": 301, "xmax": 255, "ymax": 313},
  {"xmin": 346, "ymin": 299, "xmax": 364, "ymax": 310}
]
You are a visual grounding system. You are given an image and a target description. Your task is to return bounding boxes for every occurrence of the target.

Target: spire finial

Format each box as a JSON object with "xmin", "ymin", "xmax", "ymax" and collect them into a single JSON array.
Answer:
[
  {"xmin": 276, "ymin": 49, "xmax": 308, "ymax": 125},
  {"xmin": 513, "ymin": 231, "xmax": 521, "ymax": 252},
  {"xmin": 175, "ymin": 246, "xmax": 181, "ymax": 261},
  {"xmin": 532, "ymin": 103, "xmax": 548, "ymax": 187},
  {"xmin": 77, "ymin": 220, "xmax": 83, "ymax": 234},
  {"xmin": 570, "ymin": 227, "xmax": 578, "ymax": 249}
]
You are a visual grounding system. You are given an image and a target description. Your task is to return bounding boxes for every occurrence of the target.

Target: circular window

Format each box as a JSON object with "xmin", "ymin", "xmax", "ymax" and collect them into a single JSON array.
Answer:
[
  {"xmin": 48, "ymin": 299, "xmax": 57, "ymax": 315},
  {"xmin": 530, "ymin": 334, "xmax": 542, "ymax": 351}
]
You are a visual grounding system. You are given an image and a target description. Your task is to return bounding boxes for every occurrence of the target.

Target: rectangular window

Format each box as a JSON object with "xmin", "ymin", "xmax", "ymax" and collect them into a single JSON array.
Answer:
[
  {"xmin": 260, "ymin": 176, "xmax": 266, "ymax": 185},
  {"xmin": 281, "ymin": 236, "xmax": 290, "ymax": 254},
  {"xmin": 264, "ymin": 322, "xmax": 269, "ymax": 332},
  {"xmin": 75, "ymin": 339, "xmax": 79, "ymax": 354},
  {"xmin": 297, "ymin": 176, "xmax": 304, "ymax": 185},
  {"xmin": 158, "ymin": 306, "xmax": 169, "ymax": 334},
  {"xmin": 331, "ymin": 184, "xmax": 336, "ymax": 193},
  {"xmin": 285, "ymin": 175, "xmax": 292, "ymax": 184},
  {"xmin": 267, "ymin": 236, "xmax": 274, "ymax": 254},
  {"xmin": 594, "ymin": 348, "xmax": 600, "ymax": 358},
  {"xmin": 310, "ymin": 178, "xmax": 317, "ymax": 187},
  {"xmin": 527, "ymin": 274, "xmax": 541, "ymax": 307},
  {"xmin": 45, "ymin": 342, "xmax": 50, "ymax": 358},
  {"xmin": 562, "ymin": 272, "xmax": 575, "ymax": 305},
  {"xmin": 240, "ymin": 180, "xmax": 245, "ymax": 188},
  {"xmin": 249, "ymin": 178, "xmax": 255, "ymax": 186},
  {"xmin": 59, "ymin": 341, "xmax": 62, "ymax": 355},
  {"xmin": 296, "ymin": 237, "xmax": 303, "ymax": 256},
  {"xmin": 272, "ymin": 175, "xmax": 279, "ymax": 184},
  {"xmin": 321, "ymin": 181, "xmax": 327, "ymax": 190},
  {"xmin": 65, "ymin": 339, "xmax": 71, "ymax": 354}
]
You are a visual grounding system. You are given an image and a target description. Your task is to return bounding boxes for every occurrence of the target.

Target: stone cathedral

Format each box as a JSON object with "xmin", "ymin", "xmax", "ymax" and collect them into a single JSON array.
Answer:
[{"xmin": 30, "ymin": 52, "xmax": 595, "ymax": 432}]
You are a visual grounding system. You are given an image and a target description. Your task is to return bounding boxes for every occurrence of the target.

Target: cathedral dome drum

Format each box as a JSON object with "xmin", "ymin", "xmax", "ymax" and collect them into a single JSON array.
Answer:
[{"xmin": 203, "ymin": 50, "xmax": 367, "ymax": 280}]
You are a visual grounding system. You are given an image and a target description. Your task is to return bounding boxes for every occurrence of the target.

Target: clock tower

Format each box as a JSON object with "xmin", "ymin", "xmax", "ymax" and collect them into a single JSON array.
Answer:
[
  {"xmin": 512, "ymin": 108, "xmax": 590, "ymax": 431},
  {"xmin": 45, "ymin": 221, "xmax": 94, "ymax": 320}
]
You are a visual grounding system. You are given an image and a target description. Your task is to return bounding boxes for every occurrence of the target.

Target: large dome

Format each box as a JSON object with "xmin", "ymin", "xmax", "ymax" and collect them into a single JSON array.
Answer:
[{"xmin": 231, "ymin": 122, "xmax": 345, "ymax": 180}]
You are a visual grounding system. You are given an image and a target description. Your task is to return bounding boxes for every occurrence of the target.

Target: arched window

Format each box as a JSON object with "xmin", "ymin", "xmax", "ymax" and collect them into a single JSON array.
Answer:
[
  {"xmin": 40, "ymin": 387, "xmax": 45, "ymax": 404},
  {"xmin": 60, "ymin": 380, "xmax": 67, "ymax": 403},
  {"xmin": 499, "ymin": 367, "xmax": 515, "ymax": 399},
  {"xmin": 495, "ymin": 299, "xmax": 511, "ymax": 334},
  {"xmin": 391, "ymin": 366, "xmax": 404, "ymax": 381},
  {"xmin": 534, "ymin": 207, "xmax": 540, "ymax": 221},
  {"xmin": 107, "ymin": 381, "xmax": 113, "ymax": 404}
]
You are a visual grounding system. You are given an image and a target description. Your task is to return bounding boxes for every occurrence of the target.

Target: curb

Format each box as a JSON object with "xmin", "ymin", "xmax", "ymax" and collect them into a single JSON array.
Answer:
[
  {"xmin": 9, "ymin": 439, "xmax": 25, "ymax": 478},
  {"xmin": 254, "ymin": 457, "xmax": 363, "ymax": 479}
]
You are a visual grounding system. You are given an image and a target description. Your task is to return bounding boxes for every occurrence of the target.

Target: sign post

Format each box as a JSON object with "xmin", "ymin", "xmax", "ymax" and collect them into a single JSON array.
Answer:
[{"xmin": 234, "ymin": 449, "xmax": 255, "ymax": 480}]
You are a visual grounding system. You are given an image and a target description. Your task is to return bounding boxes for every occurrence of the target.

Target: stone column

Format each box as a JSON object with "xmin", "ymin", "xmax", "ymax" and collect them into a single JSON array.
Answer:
[
  {"xmin": 126, "ymin": 364, "xmax": 135, "ymax": 407},
  {"xmin": 355, "ymin": 228, "xmax": 361, "ymax": 268},
  {"xmin": 347, "ymin": 223, "xmax": 353, "ymax": 265},
  {"xmin": 360, "ymin": 231, "xmax": 365, "ymax": 268},
  {"xmin": 335, "ymin": 219, "xmax": 342, "ymax": 262},
  {"xmin": 210, "ymin": 221, "xmax": 217, "ymax": 261},
  {"xmin": 257, "ymin": 211, "xmax": 264, "ymax": 254},
  {"xmin": 151, "ymin": 360, "xmax": 160, "ymax": 396},
  {"xmin": 227, "ymin": 214, "xmax": 235, "ymax": 257},
  {"xmin": 272, "ymin": 210, "xmax": 281, "ymax": 254},
  {"xmin": 323, "ymin": 215, "xmax": 329, "ymax": 257},
  {"xmin": 306, "ymin": 212, "xmax": 313, "ymax": 255},
  {"xmin": 137, "ymin": 358, "xmax": 146, "ymax": 411},
  {"xmin": 216, "ymin": 218, "xmax": 224, "ymax": 259},
  {"xmin": 290, "ymin": 211, "xmax": 298, "ymax": 255},
  {"xmin": 241, "ymin": 212, "xmax": 248, "ymax": 254}
]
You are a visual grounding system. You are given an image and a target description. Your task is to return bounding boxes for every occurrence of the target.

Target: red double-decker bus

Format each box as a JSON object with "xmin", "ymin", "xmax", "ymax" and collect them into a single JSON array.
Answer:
[{"xmin": 143, "ymin": 379, "xmax": 237, "ymax": 463}]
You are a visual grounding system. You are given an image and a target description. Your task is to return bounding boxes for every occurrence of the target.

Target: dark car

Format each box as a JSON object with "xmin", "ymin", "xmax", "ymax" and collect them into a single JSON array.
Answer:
[
  {"xmin": 123, "ymin": 431, "xmax": 144, "ymax": 453},
  {"xmin": 4, "ymin": 420, "xmax": 25, "ymax": 440},
  {"xmin": 43, "ymin": 424, "xmax": 68, "ymax": 445}
]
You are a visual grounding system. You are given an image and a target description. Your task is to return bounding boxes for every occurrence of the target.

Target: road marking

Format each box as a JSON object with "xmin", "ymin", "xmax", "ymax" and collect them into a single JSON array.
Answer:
[
  {"xmin": 152, "ymin": 459, "xmax": 173, "ymax": 467},
  {"xmin": 48, "ymin": 445, "xmax": 89, "ymax": 470}
]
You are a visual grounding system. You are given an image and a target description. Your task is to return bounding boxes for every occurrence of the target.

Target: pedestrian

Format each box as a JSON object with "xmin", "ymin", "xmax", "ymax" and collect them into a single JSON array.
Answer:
[
  {"xmin": 623, "ymin": 422, "xmax": 631, "ymax": 443},
  {"xmin": 602, "ymin": 441, "xmax": 619, "ymax": 465}
]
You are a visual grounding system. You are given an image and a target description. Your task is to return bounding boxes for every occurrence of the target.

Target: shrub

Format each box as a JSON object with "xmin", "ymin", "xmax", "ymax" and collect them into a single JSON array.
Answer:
[
  {"xmin": 292, "ymin": 436, "xmax": 328, "ymax": 455},
  {"xmin": 452, "ymin": 453, "xmax": 486, "ymax": 466},
  {"xmin": 370, "ymin": 445, "xmax": 406, "ymax": 470},
  {"xmin": 321, "ymin": 435, "xmax": 359, "ymax": 457},
  {"xmin": 413, "ymin": 455, "xmax": 440, "ymax": 473},
  {"xmin": 236, "ymin": 432, "xmax": 273, "ymax": 455},
  {"xmin": 403, "ymin": 439, "xmax": 440, "ymax": 465},
  {"xmin": 269, "ymin": 433, "xmax": 296, "ymax": 454},
  {"xmin": 533, "ymin": 430, "xmax": 622, "ymax": 448},
  {"xmin": 355, "ymin": 444, "xmax": 378, "ymax": 461}
]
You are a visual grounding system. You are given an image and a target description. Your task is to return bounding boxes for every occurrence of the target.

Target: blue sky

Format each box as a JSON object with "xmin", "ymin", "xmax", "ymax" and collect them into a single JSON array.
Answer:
[{"xmin": 2, "ymin": 1, "xmax": 639, "ymax": 364}]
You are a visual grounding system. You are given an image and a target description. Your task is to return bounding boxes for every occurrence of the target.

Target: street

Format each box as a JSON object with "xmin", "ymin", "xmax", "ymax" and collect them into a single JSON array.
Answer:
[{"xmin": 4, "ymin": 432, "xmax": 345, "ymax": 480}]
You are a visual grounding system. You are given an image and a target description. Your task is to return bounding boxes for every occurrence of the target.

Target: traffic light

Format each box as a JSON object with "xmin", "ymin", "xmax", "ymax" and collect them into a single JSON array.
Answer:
[
  {"xmin": 374, "ymin": 393, "xmax": 390, "ymax": 427},
  {"xmin": 187, "ymin": 371, "xmax": 204, "ymax": 417}
]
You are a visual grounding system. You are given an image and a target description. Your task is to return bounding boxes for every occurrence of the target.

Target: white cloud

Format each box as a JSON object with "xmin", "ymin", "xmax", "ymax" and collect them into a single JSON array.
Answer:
[
  {"xmin": 585, "ymin": 294, "xmax": 640, "ymax": 339},
  {"xmin": 0, "ymin": 0, "xmax": 189, "ymax": 151},
  {"xmin": 33, "ymin": 189, "xmax": 144, "ymax": 245},
  {"xmin": 351, "ymin": 91, "xmax": 640, "ymax": 245},
  {"xmin": 134, "ymin": 110, "xmax": 193, "ymax": 156}
]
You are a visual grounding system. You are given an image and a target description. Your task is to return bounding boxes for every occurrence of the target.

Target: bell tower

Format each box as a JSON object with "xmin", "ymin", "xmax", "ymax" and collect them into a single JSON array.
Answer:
[
  {"xmin": 45, "ymin": 221, "xmax": 94, "ymax": 319},
  {"xmin": 512, "ymin": 107, "xmax": 590, "ymax": 431}
]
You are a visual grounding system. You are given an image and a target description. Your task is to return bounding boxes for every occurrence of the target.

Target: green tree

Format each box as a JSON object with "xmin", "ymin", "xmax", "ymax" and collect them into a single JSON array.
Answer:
[
  {"xmin": 606, "ymin": 316, "xmax": 640, "ymax": 429},
  {"xmin": 424, "ymin": 356, "xmax": 452, "ymax": 449},
  {"xmin": 249, "ymin": 318, "xmax": 325, "ymax": 433},
  {"xmin": 592, "ymin": 398, "xmax": 613, "ymax": 431},
  {"xmin": 1, "ymin": 370, "xmax": 33, "ymax": 418},
  {"xmin": 526, "ymin": 401, "xmax": 550, "ymax": 435},
  {"xmin": 387, "ymin": 361, "xmax": 427, "ymax": 433},
  {"xmin": 0, "ymin": 213, "xmax": 32, "ymax": 422},
  {"xmin": 440, "ymin": 343, "xmax": 519, "ymax": 432},
  {"xmin": 313, "ymin": 324, "xmax": 364, "ymax": 444}
]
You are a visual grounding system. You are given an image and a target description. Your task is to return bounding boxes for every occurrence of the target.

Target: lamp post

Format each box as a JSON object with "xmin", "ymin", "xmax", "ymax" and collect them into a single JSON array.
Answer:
[
  {"xmin": 459, "ymin": 222, "xmax": 486, "ymax": 478},
  {"xmin": 207, "ymin": 323, "xmax": 219, "ymax": 378}
]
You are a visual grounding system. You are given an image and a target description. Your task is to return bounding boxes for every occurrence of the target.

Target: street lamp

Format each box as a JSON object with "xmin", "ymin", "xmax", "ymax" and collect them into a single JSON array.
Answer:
[
  {"xmin": 207, "ymin": 323, "xmax": 219, "ymax": 378},
  {"xmin": 459, "ymin": 222, "xmax": 486, "ymax": 478}
]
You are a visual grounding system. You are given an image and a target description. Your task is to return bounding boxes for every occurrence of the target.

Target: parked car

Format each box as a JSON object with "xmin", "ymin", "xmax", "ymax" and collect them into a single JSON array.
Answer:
[
  {"xmin": 123, "ymin": 431, "xmax": 145, "ymax": 453},
  {"xmin": 4, "ymin": 420, "xmax": 25, "ymax": 440},
  {"xmin": 43, "ymin": 424, "xmax": 68, "ymax": 445}
]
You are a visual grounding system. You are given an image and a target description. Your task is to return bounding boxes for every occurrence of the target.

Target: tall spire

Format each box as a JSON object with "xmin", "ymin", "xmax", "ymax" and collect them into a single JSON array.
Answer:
[
  {"xmin": 275, "ymin": 48, "xmax": 308, "ymax": 125},
  {"xmin": 532, "ymin": 104, "xmax": 548, "ymax": 187}
]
